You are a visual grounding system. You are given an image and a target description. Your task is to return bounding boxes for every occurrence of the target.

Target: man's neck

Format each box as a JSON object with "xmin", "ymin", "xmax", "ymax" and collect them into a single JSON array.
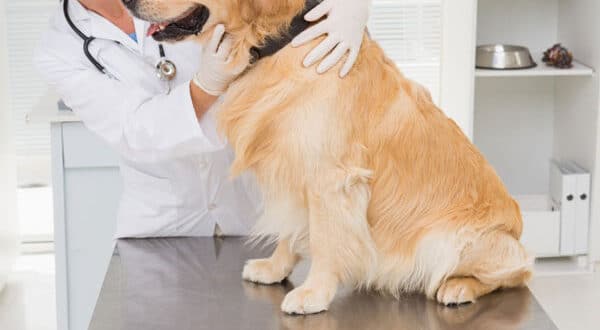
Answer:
[
  {"xmin": 77, "ymin": 0, "xmax": 135, "ymax": 34},
  {"xmin": 78, "ymin": 0, "xmax": 126, "ymax": 21}
]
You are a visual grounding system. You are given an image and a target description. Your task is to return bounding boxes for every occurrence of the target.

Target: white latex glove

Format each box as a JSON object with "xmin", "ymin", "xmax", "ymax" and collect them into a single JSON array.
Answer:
[
  {"xmin": 291, "ymin": 0, "xmax": 371, "ymax": 77},
  {"xmin": 193, "ymin": 24, "xmax": 247, "ymax": 96}
]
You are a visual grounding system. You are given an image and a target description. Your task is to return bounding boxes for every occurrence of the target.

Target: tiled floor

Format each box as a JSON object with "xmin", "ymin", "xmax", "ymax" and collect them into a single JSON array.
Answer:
[
  {"xmin": 0, "ymin": 254, "xmax": 599, "ymax": 330},
  {"xmin": 529, "ymin": 270, "xmax": 600, "ymax": 330}
]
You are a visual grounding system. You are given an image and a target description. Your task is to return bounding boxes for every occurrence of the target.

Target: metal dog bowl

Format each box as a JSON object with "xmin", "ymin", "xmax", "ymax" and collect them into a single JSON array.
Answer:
[{"xmin": 476, "ymin": 44, "xmax": 537, "ymax": 70}]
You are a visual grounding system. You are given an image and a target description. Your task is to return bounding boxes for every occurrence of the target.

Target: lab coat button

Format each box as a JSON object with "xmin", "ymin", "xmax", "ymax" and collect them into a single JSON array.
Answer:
[
  {"xmin": 198, "ymin": 161, "xmax": 208, "ymax": 170},
  {"xmin": 208, "ymin": 203, "xmax": 217, "ymax": 211}
]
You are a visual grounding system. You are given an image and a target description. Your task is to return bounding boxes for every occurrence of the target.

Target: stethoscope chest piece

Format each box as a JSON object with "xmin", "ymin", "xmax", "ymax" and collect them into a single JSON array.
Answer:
[{"xmin": 156, "ymin": 59, "xmax": 177, "ymax": 81}]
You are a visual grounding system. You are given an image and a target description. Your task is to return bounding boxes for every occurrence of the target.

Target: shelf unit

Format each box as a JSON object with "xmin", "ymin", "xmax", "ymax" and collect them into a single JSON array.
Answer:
[
  {"xmin": 470, "ymin": 0, "xmax": 600, "ymax": 264},
  {"xmin": 476, "ymin": 59, "xmax": 594, "ymax": 78}
]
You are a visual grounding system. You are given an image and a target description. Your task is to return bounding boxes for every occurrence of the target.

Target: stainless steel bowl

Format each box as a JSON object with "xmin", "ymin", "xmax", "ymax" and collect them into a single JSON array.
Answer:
[{"xmin": 476, "ymin": 44, "xmax": 537, "ymax": 70}]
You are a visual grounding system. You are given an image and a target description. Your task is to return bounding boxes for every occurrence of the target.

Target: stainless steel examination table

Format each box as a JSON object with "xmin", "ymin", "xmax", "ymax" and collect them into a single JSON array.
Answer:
[{"xmin": 88, "ymin": 237, "xmax": 557, "ymax": 330}]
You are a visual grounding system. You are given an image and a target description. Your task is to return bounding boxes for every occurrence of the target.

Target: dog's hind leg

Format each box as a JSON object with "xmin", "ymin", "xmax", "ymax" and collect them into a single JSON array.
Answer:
[
  {"xmin": 281, "ymin": 167, "xmax": 376, "ymax": 314},
  {"xmin": 435, "ymin": 230, "xmax": 532, "ymax": 306}
]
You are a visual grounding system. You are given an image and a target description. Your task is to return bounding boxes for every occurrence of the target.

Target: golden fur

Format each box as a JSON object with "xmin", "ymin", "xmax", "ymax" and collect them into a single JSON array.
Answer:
[{"xmin": 134, "ymin": 0, "xmax": 533, "ymax": 314}]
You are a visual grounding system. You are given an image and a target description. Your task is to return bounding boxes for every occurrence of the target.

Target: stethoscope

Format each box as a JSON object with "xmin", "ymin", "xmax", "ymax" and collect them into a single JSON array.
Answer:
[{"xmin": 62, "ymin": 0, "xmax": 177, "ymax": 81}]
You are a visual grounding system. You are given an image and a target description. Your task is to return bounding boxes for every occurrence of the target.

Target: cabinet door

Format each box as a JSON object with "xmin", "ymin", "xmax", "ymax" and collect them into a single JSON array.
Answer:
[
  {"xmin": 64, "ymin": 168, "xmax": 122, "ymax": 330},
  {"xmin": 53, "ymin": 122, "xmax": 122, "ymax": 330},
  {"xmin": 62, "ymin": 122, "xmax": 119, "ymax": 169}
]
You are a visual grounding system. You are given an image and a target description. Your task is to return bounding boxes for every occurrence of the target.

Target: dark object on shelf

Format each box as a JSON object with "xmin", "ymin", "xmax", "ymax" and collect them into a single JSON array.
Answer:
[{"xmin": 543, "ymin": 44, "xmax": 574, "ymax": 69}]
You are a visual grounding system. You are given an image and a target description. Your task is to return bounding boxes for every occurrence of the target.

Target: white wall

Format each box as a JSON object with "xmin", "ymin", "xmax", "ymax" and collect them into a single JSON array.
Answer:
[
  {"xmin": 476, "ymin": 0, "xmax": 558, "ymax": 54},
  {"xmin": 474, "ymin": 77, "xmax": 556, "ymax": 195},
  {"xmin": 0, "ymin": 0, "xmax": 20, "ymax": 291},
  {"xmin": 473, "ymin": 0, "xmax": 561, "ymax": 196},
  {"xmin": 6, "ymin": 0, "xmax": 59, "ymax": 187}
]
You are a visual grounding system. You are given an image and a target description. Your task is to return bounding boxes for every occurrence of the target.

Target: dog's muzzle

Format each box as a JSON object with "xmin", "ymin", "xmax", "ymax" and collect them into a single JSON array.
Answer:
[{"xmin": 122, "ymin": 0, "xmax": 210, "ymax": 42}]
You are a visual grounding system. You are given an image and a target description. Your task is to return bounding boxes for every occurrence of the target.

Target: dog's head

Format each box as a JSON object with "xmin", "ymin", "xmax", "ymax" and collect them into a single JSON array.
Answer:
[{"xmin": 122, "ymin": 0, "xmax": 305, "ymax": 42}]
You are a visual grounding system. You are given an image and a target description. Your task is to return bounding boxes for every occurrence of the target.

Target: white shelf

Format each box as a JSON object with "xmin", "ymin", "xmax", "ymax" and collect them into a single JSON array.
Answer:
[
  {"xmin": 476, "ymin": 59, "xmax": 594, "ymax": 77},
  {"xmin": 533, "ymin": 256, "xmax": 594, "ymax": 276}
]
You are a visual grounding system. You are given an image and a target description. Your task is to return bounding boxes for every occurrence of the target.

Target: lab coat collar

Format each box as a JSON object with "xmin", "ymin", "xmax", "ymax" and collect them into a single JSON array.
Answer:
[
  {"xmin": 68, "ymin": 0, "xmax": 92, "ymax": 23},
  {"xmin": 68, "ymin": 0, "xmax": 148, "ymax": 53}
]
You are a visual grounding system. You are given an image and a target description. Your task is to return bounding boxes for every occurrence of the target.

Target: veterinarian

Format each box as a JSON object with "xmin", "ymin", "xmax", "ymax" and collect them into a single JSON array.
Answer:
[{"xmin": 35, "ymin": 0, "xmax": 371, "ymax": 238}]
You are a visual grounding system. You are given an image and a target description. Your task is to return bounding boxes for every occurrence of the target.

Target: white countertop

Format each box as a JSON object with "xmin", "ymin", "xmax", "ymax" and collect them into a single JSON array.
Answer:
[
  {"xmin": 49, "ymin": 111, "xmax": 81, "ymax": 123},
  {"xmin": 28, "ymin": 106, "xmax": 81, "ymax": 124}
]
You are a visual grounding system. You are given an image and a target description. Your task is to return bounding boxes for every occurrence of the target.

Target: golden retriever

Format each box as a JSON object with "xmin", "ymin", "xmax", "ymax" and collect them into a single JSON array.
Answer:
[{"xmin": 125, "ymin": 0, "xmax": 533, "ymax": 315}]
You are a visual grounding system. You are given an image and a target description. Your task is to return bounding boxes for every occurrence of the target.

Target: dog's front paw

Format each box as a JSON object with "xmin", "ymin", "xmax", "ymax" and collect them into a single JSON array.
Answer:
[
  {"xmin": 436, "ymin": 278, "xmax": 477, "ymax": 306},
  {"xmin": 281, "ymin": 286, "xmax": 334, "ymax": 315},
  {"xmin": 242, "ymin": 258, "xmax": 288, "ymax": 285}
]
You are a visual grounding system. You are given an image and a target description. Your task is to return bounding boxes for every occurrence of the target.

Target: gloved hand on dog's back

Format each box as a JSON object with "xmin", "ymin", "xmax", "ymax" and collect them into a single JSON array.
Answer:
[
  {"xmin": 292, "ymin": 0, "xmax": 372, "ymax": 77},
  {"xmin": 193, "ymin": 24, "xmax": 248, "ymax": 96},
  {"xmin": 193, "ymin": 0, "xmax": 372, "ymax": 95}
]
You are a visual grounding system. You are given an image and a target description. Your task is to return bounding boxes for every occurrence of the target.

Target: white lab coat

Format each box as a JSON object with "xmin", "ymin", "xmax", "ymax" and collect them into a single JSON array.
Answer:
[{"xmin": 35, "ymin": 0, "xmax": 263, "ymax": 237}]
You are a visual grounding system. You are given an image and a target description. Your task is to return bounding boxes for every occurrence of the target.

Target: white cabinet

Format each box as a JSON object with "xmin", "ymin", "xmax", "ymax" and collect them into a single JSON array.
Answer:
[
  {"xmin": 469, "ymin": 0, "xmax": 600, "ymax": 261},
  {"xmin": 51, "ymin": 121, "xmax": 121, "ymax": 330}
]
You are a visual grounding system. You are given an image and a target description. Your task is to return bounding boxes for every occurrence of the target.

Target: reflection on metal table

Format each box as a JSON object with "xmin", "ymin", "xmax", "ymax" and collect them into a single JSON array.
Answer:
[{"xmin": 89, "ymin": 237, "xmax": 557, "ymax": 330}]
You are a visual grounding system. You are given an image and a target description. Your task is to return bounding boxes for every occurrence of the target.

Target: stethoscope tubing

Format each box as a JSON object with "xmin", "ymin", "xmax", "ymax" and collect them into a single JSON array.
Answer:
[
  {"xmin": 62, "ymin": 0, "xmax": 176, "ymax": 82},
  {"xmin": 63, "ymin": 0, "xmax": 106, "ymax": 74}
]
